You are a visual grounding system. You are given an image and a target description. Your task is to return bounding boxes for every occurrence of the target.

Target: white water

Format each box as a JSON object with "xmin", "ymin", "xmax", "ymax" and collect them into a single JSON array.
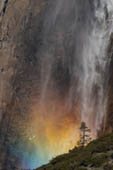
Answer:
[
  {"xmin": 19, "ymin": 0, "xmax": 113, "ymax": 169},
  {"xmin": 81, "ymin": 0, "xmax": 113, "ymax": 136},
  {"xmin": 37, "ymin": 0, "xmax": 113, "ymax": 137}
]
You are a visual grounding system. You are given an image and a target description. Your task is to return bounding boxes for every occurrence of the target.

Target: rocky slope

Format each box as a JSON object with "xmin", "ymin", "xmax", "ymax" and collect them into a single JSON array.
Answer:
[{"xmin": 36, "ymin": 133, "xmax": 113, "ymax": 170}]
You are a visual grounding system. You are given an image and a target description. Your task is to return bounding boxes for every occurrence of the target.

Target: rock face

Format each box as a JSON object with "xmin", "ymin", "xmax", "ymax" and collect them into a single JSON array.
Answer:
[
  {"xmin": 105, "ymin": 34, "xmax": 113, "ymax": 134},
  {"xmin": 0, "ymin": 0, "xmax": 48, "ymax": 169},
  {"xmin": 0, "ymin": 0, "xmax": 113, "ymax": 169}
]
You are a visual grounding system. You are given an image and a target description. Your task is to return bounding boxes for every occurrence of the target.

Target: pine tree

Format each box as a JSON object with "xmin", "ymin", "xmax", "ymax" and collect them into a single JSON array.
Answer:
[{"xmin": 77, "ymin": 122, "xmax": 91, "ymax": 147}]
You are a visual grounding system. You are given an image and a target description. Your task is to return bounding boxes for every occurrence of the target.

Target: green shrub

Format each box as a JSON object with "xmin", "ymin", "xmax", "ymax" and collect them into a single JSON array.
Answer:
[
  {"xmin": 90, "ymin": 154, "xmax": 108, "ymax": 167},
  {"xmin": 36, "ymin": 133, "xmax": 113, "ymax": 170},
  {"xmin": 104, "ymin": 164, "xmax": 113, "ymax": 170},
  {"xmin": 111, "ymin": 153, "xmax": 113, "ymax": 159},
  {"xmin": 77, "ymin": 167, "xmax": 87, "ymax": 170}
]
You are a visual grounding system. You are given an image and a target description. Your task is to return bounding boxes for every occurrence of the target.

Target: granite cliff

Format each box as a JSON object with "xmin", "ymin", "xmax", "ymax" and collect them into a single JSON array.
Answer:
[{"xmin": 0, "ymin": 0, "xmax": 47, "ymax": 169}]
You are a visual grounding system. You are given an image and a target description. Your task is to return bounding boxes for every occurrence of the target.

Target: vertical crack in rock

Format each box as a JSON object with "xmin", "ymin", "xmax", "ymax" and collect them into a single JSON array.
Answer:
[{"xmin": 0, "ymin": 0, "xmax": 8, "ymax": 21}]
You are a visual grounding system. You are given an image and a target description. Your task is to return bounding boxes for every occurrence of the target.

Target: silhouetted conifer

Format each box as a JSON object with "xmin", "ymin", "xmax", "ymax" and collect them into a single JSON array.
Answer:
[{"xmin": 77, "ymin": 122, "xmax": 91, "ymax": 147}]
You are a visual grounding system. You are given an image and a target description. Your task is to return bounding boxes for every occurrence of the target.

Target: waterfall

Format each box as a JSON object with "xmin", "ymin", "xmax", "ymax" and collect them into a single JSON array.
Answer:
[
  {"xmin": 1, "ymin": 0, "xmax": 113, "ymax": 170},
  {"xmin": 17, "ymin": 0, "xmax": 113, "ymax": 168},
  {"xmin": 38, "ymin": 0, "xmax": 113, "ymax": 136},
  {"xmin": 80, "ymin": 0, "xmax": 113, "ymax": 136}
]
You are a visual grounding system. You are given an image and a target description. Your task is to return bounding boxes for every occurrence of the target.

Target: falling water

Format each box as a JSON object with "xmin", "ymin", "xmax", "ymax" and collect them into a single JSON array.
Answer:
[
  {"xmin": 13, "ymin": 0, "xmax": 113, "ymax": 169},
  {"xmin": 38, "ymin": 0, "xmax": 113, "ymax": 136},
  {"xmin": 80, "ymin": 0, "xmax": 113, "ymax": 136}
]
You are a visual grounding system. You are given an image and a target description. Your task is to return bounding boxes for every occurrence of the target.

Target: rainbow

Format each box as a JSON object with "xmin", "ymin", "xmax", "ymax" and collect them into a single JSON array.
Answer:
[{"xmin": 15, "ymin": 99, "xmax": 80, "ymax": 169}]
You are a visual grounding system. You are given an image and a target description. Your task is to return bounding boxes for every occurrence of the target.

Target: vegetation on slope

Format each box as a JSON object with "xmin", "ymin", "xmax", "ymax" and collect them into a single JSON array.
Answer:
[{"xmin": 36, "ymin": 133, "xmax": 113, "ymax": 170}]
